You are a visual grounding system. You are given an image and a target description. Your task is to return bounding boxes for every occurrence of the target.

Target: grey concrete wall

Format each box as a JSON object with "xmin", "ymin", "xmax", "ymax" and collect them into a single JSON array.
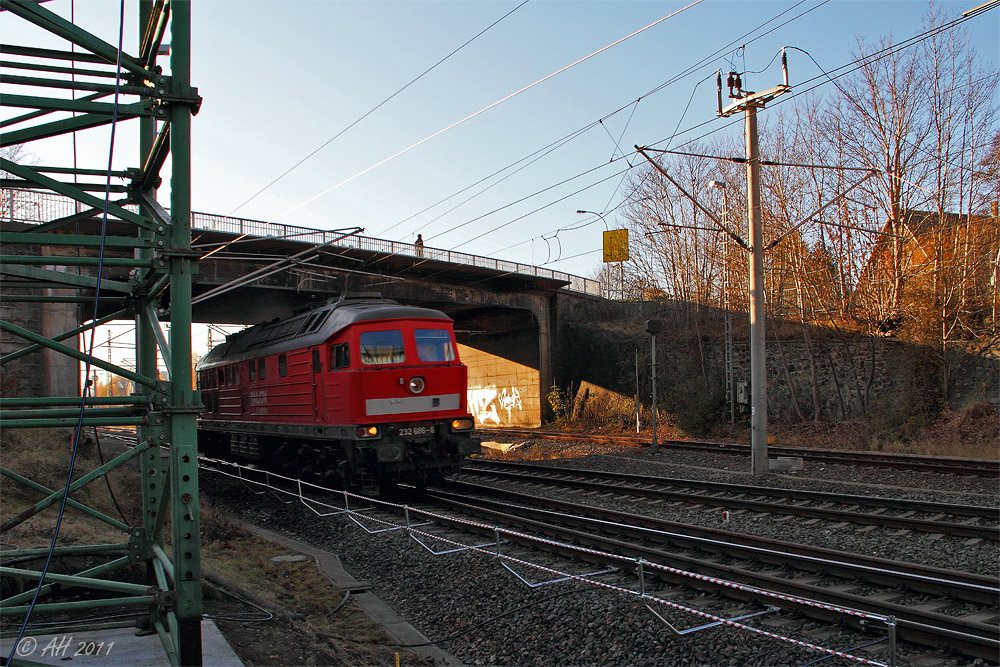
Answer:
[
  {"xmin": 552, "ymin": 294, "xmax": 1000, "ymax": 425},
  {"xmin": 1, "ymin": 284, "xmax": 44, "ymax": 399},
  {"xmin": 460, "ymin": 343, "xmax": 540, "ymax": 427},
  {"xmin": 40, "ymin": 246, "xmax": 82, "ymax": 397},
  {"xmin": 2, "ymin": 244, "xmax": 94, "ymax": 399}
]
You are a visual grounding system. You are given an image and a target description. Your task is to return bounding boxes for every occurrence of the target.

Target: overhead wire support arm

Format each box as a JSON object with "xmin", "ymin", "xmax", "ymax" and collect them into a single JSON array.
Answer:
[
  {"xmin": 635, "ymin": 146, "xmax": 749, "ymax": 251},
  {"xmin": 191, "ymin": 229, "xmax": 363, "ymax": 305},
  {"xmin": 765, "ymin": 169, "xmax": 879, "ymax": 250}
]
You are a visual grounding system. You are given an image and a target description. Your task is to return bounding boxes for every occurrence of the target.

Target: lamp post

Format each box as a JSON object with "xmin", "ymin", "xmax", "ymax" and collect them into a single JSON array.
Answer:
[
  {"xmin": 577, "ymin": 209, "xmax": 623, "ymax": 300},
  {"xmin": 708, "ymin": 180, "xmax": 735, "ymax": 425}
]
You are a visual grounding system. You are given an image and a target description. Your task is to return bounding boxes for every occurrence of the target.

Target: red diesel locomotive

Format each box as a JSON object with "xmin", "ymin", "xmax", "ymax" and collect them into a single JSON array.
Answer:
[{"xmin": 196, "ymin": 294, "xmax": 481, "ymax": 492}]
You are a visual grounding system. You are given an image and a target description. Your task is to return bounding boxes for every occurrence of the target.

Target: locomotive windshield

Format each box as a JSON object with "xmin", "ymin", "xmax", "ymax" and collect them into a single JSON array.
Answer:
[
  {"xmin": 360, "ymin": 330, "xmax": 406, "ymax": 365},
  {"xmin": 415, "ymin": 329, "xmax": 455, "ymax": 362}
]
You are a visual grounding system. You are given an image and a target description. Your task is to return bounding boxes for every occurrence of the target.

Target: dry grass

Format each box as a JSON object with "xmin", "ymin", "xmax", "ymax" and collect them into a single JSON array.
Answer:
[
  {"xmin": 529, "ymin": 400, "xmax": 1000, "ymax": 461},
  {"xmin": 709, "ymin": 403, "xmax": 999, "ymax": 459},
  {"xmin": 1, "ymin": 428, "xmax": 138, "ymax": 551},
  {"xmin": 200, "ymin": 508, "xmax": 402, "ymax": 665},
  {"xmin": 1, "ymin": 428, "xmax": 425, "ymax": 665}
]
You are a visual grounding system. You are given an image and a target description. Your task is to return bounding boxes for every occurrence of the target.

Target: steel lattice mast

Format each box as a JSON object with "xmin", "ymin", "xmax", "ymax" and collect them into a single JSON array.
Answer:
[{"xmin": 0, "ymin": 1, "xmax": 203, "ymax": 663}]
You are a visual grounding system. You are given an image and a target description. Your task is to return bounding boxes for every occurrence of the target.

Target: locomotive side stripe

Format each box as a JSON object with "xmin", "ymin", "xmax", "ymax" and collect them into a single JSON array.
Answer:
[{"xmin": 365, "ymin": 394, "xmax": 460, "ymax": 416}]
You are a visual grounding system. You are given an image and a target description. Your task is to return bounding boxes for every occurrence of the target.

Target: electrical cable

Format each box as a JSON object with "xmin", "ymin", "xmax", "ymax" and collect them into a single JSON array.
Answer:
[
  {"xmin": 478, "ymin": 194, "xmax": 639, "ymax": 272},
  {"xmin": 450, "ymin": 166, "xmax": 631, "ymax": 250},
  {"xmin": 599, "ymin": 99, "xmax": 640, "ymax": 164},
  {"xmin": 428, "ymin": 160, "xmax": 617, "ymax": 243},
  {"xmin": 80, "ymin": 320, "xmax": 136, "ymax": 526},
  {"xmin": 647, "ymin": 147, "xmax": 877, "ymax": 172},
  {"xmin": 330, "ymin": 0, "xmax": 979, "ymax": 285},
  {"xmin": 629, "ymin": 26, "xmax": 991, "ymax": 213},
  {"xmin": 662, "ymin": 5, "xmax": 995, "ymax": 153},
  {"xmin": 356, "ymin": 0, "xmax": 823, "ymax": 265},
  {"xmin": 5, "ymin": 3, "xmax": 126, "ymax": 664},
  {"xmin": 800, "ymin": 638, "xmax": 888, "ymax": 666},
  {"xmin": 742, "ymin": 47, "xmax": 784, "ymax": 75},
  {"xmin": 376, "ymin": 121, "xmax": 602, "ymax": 238},
  {"xmin": 384, "ymin": 0, "xmax": 829, "ymax": 255},
  {"xmin": 228, "ymin": 0, "xmax": 531, "ymax": 216},
  {"xmin": 786, "ymin": 45, "xmax": 998, "ymax": 179},
  {"xmin": 329, "ymin": 590, "xmax": 351, "ymax": 616},
  {"xmin": 398, "ymin": 126, "xmax": 600, "ymax": 240},
  {"xmin": 275, "ymin": 0, "xmax": 707, "ymax": 221},
  {"xmin": 19, "ymin": 612, "xmax": 145, "ymax": 630},
  {"xmin": 203, "ymin": 589, "xmax": 277, "ymax": 623},
  {"xmin": 90, "ymin": 425, "xmax": 130, "ymax": 525}
]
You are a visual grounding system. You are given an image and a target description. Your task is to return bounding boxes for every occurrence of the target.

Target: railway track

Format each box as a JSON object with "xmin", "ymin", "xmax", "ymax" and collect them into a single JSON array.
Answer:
[
  {"xmin": 108, "ymin": 427, "xmax": 998, "ymax": 662},
  {"xmin": 422, "ymin": 481, "xmax": 1000, "ymax": 662},
  {"xmin": 458, "ymin": 460, "xmax": 1000, "ymax": 542},
  {"xmin": 193, "ymin": 452, "xmax": 998, "ymax": 663},
  {"xmin": 479, "ymin": 428, "xmax": 1000, "ymax": 477}
]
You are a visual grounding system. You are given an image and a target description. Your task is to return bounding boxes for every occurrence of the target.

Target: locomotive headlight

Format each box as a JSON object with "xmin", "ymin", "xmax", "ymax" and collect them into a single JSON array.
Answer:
[
  {"xmin": 450, "ymin": 417, "xmax": 474, "ymax": 431},
  {"xmin": 356, "ymin": 425, "xmax": 379, "ymax": 438},
  {"xmin": 407, "ymin": 376, "xmax": 426, "ymax": 394}
]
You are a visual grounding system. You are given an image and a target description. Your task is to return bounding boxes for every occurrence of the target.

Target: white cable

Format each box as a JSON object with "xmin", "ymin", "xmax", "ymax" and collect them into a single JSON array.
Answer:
[{"xmin": 276, "ymin": 0, "xmax": 706, "ymax": 220}]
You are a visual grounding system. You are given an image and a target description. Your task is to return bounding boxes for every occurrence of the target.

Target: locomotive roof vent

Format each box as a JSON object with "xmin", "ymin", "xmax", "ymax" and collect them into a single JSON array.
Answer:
[
  {"xmin": 327, "ymin": 291, "xmax": 390, "ymax": 307},
  {"xmin": 300, "ymin": 309, "xmax": 331, "ymax": 334}
]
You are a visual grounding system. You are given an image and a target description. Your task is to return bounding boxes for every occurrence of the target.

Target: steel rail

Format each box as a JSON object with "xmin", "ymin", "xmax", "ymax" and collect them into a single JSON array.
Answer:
[
  {"xmin": 192, "ymin": 452, "xmax": 994, "ymax": 662},
  {"xmin": 434, "ymin": 481, "xmax": 999, "ymax": 603},
  {"xmin": 467, "ymin": 459, "xmax": 999, "ymax": 521},
  {"xmin": 459, "ymin": 462, "xmax": 999, "ymax": 541},
  {"xmin": 479, "ymin": 428, "xmax": 1000, "ymax": 477},
  {"xmin": 422, "ymin": 490, "xmax": 1000, "ymax": 661}
]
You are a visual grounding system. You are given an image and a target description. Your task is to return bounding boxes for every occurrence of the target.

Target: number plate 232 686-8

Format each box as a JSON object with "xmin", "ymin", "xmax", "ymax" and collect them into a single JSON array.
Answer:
[{"xmin": 398, "ymin": 426, "xmax": 431, "ymax": 437}]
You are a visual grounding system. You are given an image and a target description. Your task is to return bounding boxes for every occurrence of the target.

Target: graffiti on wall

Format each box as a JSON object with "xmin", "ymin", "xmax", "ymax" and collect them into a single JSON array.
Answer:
[{"xmin": 468, "ymin": 385, "xmax": 524, "ymax": 426}]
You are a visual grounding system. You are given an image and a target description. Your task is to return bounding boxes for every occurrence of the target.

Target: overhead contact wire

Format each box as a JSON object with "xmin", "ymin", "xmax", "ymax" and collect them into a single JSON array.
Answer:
[
  {"xmin": 229, "ymin": 0, "xmax": 532, "ymax": 216},
  {"xmin": 390, "ymin": 0, "xmax": 828, "ymax": 254},
  {"xmin": 276, "ymin": 0, "xmax": 707, "ymax": 220}
]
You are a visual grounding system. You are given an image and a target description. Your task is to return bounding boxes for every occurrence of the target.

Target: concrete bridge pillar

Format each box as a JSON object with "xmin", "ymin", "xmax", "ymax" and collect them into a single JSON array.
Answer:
[
  {"xmin": 42, "ymin": 246, "xmax": 82, "ymax": 397},
  {"xmin": 0, "ymin": 244, "xmax": 82, "ymax": 398}
]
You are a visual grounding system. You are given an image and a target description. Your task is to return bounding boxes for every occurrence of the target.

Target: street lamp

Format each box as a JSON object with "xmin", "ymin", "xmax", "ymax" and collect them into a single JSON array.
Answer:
[
  {"xmin": 708, "ymin": 180, "xmax": 735, "ymax": 425},
  {"xmin": 577, "ymin": 209, "xmax": 623, "ymax": 300}
]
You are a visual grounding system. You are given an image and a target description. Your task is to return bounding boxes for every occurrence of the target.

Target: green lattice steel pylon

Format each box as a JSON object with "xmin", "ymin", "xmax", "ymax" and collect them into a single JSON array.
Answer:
[{"xmin": 0, "ymin": 1, "xmax": 203, "ymax": 664}]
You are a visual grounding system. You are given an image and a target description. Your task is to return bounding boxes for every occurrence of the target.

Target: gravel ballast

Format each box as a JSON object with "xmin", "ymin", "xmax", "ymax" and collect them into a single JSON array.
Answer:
[{"xmin": 204, "ymin": 441, "xmax": 998, "ymax": 666}]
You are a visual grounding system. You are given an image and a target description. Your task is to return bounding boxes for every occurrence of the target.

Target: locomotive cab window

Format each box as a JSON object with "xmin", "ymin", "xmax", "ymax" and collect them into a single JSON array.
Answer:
[
  {"xmin": 312, "ymin": 349, "xmax": 322, "ymax": 373},
  {"xmin": 278, "ymin": 354, "xmax": 288, "ymax": 377},
  {"xmin": 360, "ymin": 330, "xmax": 405, "ymax": 365},
  {"xmin": 415, "ymin": 329, "xmax": 456, "ymax": 362},
  {"xmin": 257, "ymin": 358, "xmax": 266, "ymax": 380},
  {"xmin": 330, "ymin": 343, "xmax": 350, "ymax": 370},
  {"xmin": 248, "ymin": 361, "xmax": 256, "ymax": 381}
]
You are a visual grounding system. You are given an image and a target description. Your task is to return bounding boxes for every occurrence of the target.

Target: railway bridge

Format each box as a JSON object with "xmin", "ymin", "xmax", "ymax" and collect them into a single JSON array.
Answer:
[{"xmin": 2, "ymin": 188, "xmax": 603, "ymax": 426}]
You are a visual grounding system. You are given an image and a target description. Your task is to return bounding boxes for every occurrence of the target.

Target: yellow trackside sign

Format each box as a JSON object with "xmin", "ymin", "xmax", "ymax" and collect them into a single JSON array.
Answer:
[{"xmin": 603, "ymin": 229, "xmax": 628, "ymax": 262}]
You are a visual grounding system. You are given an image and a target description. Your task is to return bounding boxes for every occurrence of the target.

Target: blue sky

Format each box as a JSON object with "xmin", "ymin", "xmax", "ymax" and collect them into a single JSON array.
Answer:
[{"xmin": 4, "ymin": 0, "xmax": 998, "ymax": 281}]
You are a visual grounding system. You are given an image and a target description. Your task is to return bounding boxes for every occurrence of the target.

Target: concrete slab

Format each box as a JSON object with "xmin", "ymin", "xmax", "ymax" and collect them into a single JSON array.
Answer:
[
  {"xmin": 768, "ymin": 456, "xmax": 804, "ymax": 472},
  {"xmin": 481, "ymin": 440, "xmax": 523, "ymax": 453},
  {"xmin": 248, "ymin": 525, "xmax": 462, "ymax": 666},
  {"xmin": 0, "ymin": 619, "xmax": 241, "ymax": 667}
]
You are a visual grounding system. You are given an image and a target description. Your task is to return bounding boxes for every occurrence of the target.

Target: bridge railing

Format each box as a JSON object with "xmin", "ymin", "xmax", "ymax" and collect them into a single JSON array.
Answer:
[{"xmin": 3, "ymin": 188, "xmax": 601, "ymax": 296}]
